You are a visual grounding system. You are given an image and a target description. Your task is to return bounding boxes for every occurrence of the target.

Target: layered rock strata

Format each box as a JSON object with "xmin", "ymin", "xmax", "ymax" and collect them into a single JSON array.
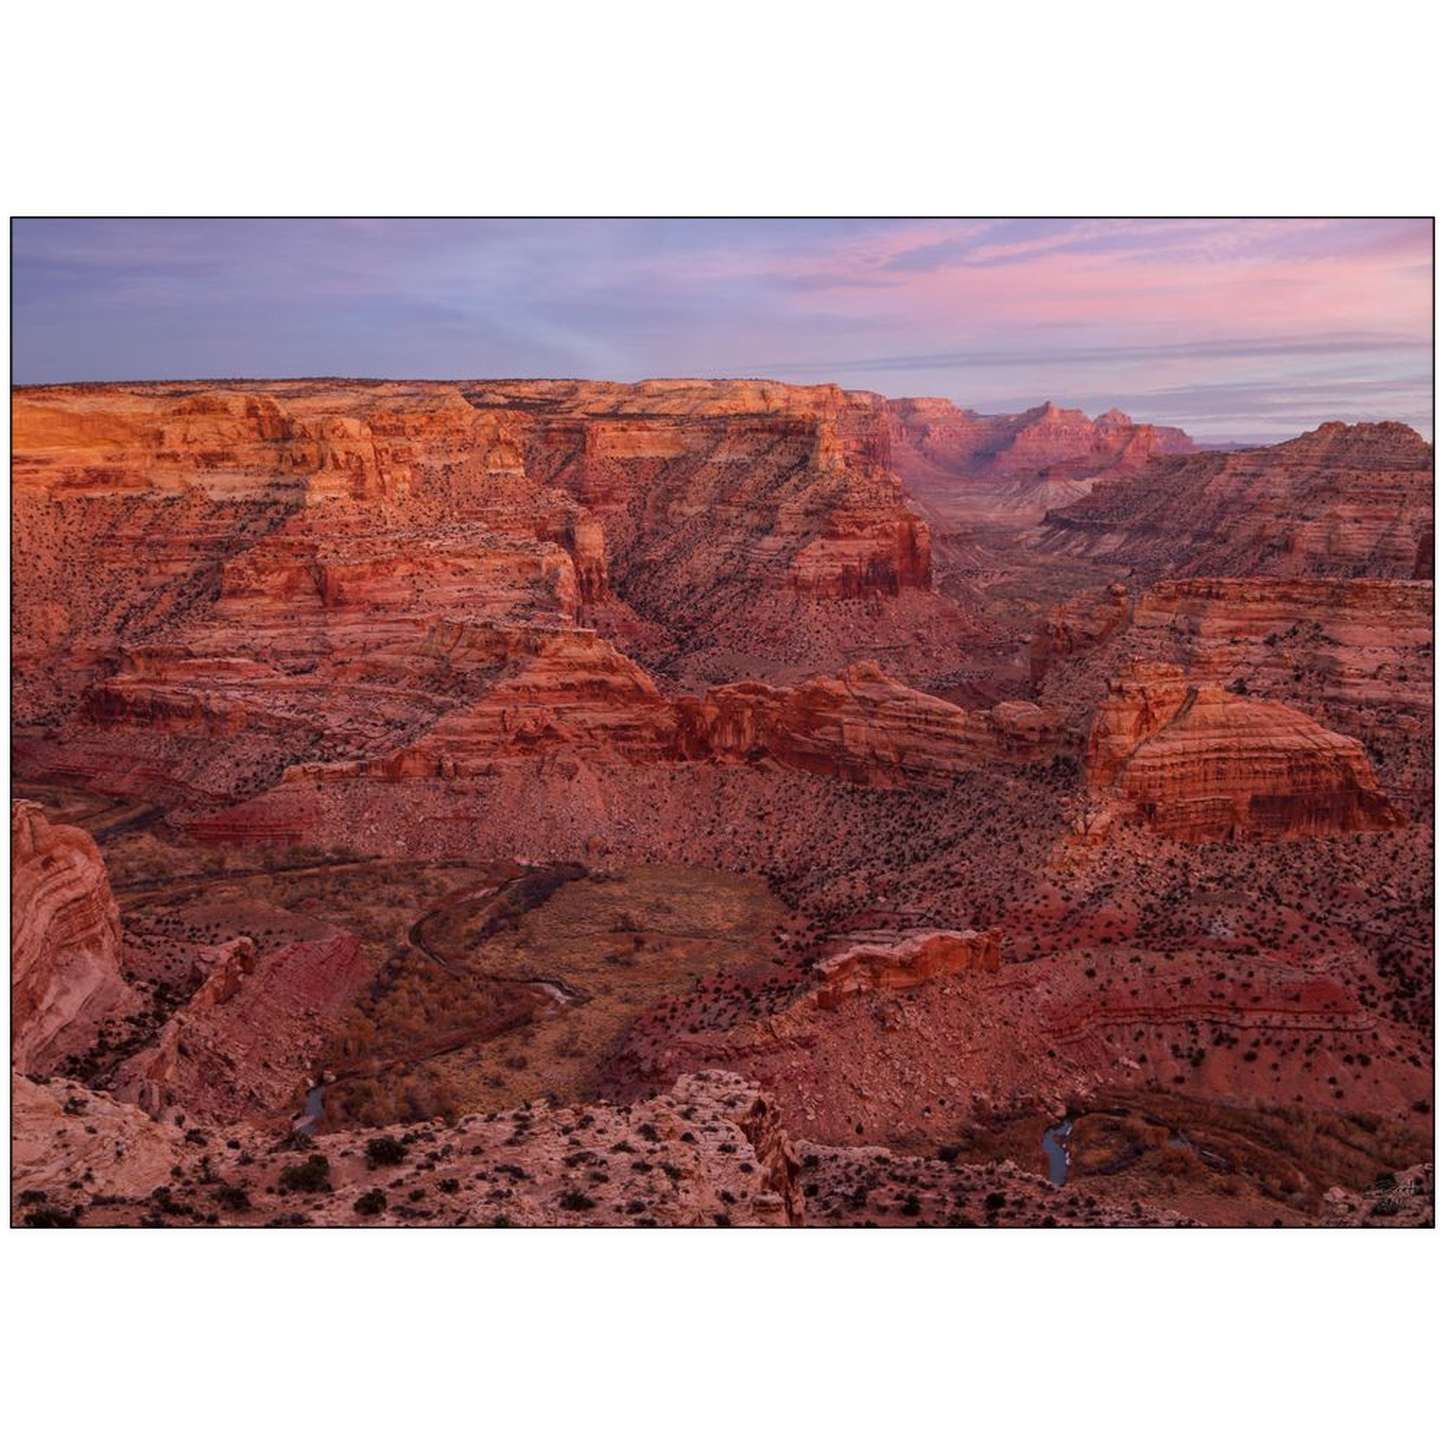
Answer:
[
  {"xmin": 11, "ymin": 801, "xmax": 138, "ymax": 1074},
  {"xmin": 1085, "ymin": 662, "xmax": 1403, "ymax": 840},
  {"xmin": 1030, "ymin": 582, "xmax": 1133, "ymax": 682},
  {"xmin": 112, "ymin": 930, "xmax": 369, "ymax": 1125},
  {"xmin": 812, "ymin": 929, "xmax": 1000, "ymax": 1009},
  {"xmin": 677, "ymin": 662, "xmax": 1064, "ymax": 786},
  {"xmin": 887, "ymin": 398, "xmax": 1195, "ymax": 526},
  {"xmin": 13, "ymin": 379, "xmax": 971, "ymax": 812},
  {"xmin": 1037, "ymin": 422, "xmax": 1432, "ymax": 578}
]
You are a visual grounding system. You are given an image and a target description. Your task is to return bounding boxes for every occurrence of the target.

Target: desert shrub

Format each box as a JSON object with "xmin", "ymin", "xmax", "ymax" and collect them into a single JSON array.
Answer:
[
  {"xmin": 279, "ymin": 1153, "xmax": 331, "ymax": 1192},
  {"xmin": 354, "ymin": 1189, "xmax": 388, "ymax": 1216},
  {"xmin": 24, "ymin": 1205, "xmax": 81, "ymax": 1227},
  {"xmin": 365, "ymin": 1136, "xmax": 408, "ymax": 1169}
]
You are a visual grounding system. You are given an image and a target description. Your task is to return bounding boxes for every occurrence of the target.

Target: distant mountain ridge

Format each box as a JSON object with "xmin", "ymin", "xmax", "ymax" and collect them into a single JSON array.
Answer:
[
  {"xmin": 884, "ymin": 396, "xmax": 1197, "ymax": 526},
  {"xmin": 1035, "ymin": 420, "xmax": 1433, "ymax": 579}
]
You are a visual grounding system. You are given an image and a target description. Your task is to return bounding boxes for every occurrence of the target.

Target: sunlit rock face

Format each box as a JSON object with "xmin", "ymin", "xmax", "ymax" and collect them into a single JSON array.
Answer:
[
  {"xmin": 12, "ymin": 379, "xmax": 959, "ymax": 807},
  {"xmin": 1086, "ymin": 661, "xmax": 1403, "ymax": 841},
  {"xmin": 1037, "ymin": 422, "xmax": 1433, "ymax": 579}
]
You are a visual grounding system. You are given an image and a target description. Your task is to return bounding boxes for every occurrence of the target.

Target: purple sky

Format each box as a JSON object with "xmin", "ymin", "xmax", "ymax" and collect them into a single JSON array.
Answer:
[{"xmin": 11, "ymin": 218, "xmax": 1433, "ymax": 442}]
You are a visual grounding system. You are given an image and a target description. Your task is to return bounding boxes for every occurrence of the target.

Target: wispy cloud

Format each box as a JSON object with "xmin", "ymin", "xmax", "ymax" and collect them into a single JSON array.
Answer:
[{"xmin": 765, "ymin": 331, "xmax": 1424, "ymax": 373}]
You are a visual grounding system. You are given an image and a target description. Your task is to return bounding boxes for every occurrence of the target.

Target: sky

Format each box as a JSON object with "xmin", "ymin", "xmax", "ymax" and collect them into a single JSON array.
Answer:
[{"xmin": 11, "ymin": 217, "xmax": 1433, "ymax": 442}]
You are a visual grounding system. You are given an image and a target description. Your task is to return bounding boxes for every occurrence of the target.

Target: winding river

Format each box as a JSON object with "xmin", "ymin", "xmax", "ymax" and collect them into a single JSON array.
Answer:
[
  {"xmin": 1042, "ymin": 1118, "xmax": 1073, "ymax": 1185},
  {"xmin": 289, "ymin": 873, "xmax": 587, "ymax": 1136},
  {"xmin": 294, "ymin": 1081, "xmax": 327, "ymax": 1136}
]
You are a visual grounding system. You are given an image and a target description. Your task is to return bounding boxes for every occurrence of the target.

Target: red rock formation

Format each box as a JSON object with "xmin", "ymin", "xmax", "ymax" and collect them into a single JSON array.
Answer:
[
  {"xmin": 11, "ymin": 801, "xmax": 137, "ymax": 1074},
  {"xmin": 1030, "ymin": 582, "xmax": 1132, "ymax": 682},
  {"xmin": 278, "ymin": 650, "xmax": 1067, "ymax": 795},
  {"xmin": 1131, "ymin": 577, "xmax": 1433, "ymax": 711},
  {"xmin": 113, "ymin": 931, "xmax": 368, "ymax": 1124},
  {"xmin": 788, "ymin": 510, "xmax": 931, "ymax": 599},
  {"xmin": 12, "ymin": 384, "xmax": 536, "ymax": 504},
  {"xmin": 187, "ymin": 936, "xmax": 259, "ymax": 1009},
  {"xmin": 678, "ymin": 661, "xmax": 1063, "ymax": 786},
  {"xmin": 1038, "ymin": 422, "xmax": 1432, "ymax": 578},
  {"xmin": 812, "ymin": 929, "xmax": 1000, "ymax": 1009},
  {"xmin": 1085, "ymin": 661, "xmax": 1403, "ymax": 841},
  {"xmin": 10, "ymin": 1073, "xmax": 182, "ymax": 1202},
  {"xmin": 11, "ymin": 385, "xmax": 601, "ymax": 730},
  {"xmin": 295, "ymin": 624, "xmax": 680, "ymax": 780},
  {"xmin": 888, "ymin": 397, "xmax": 1195, "ymax": 526},
  {"xmin": 1031, "ymin": 576, "xmax": 1433, "ymax": 815},
  {"xmin": 10, "ymin": 377, "xmax": 1433, "ymax": 1230},
  {"xmin": 519, "ymin": 381, "xmax": 934, "ymax": 611},
  {"xmin": 12, "ymin": 379, "xmax": 973, "ymax": 811},
  {"xmin": 961, "ymin": 699, "xmax": 1068, "ymax": 761},
  {"xmin": 1084, "ymin": 661, "xmax": 1195, "ymax": 788}
]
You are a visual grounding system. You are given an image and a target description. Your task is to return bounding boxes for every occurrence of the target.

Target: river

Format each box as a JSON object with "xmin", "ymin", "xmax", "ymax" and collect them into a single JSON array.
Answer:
[
  {"xmin": 1042, "ymin": 1117, "xmax": 1073, "ymax": 1185},
  {"xmin": 294, "ymin": 1081, "xmax": 327, "ymax": 1136}
]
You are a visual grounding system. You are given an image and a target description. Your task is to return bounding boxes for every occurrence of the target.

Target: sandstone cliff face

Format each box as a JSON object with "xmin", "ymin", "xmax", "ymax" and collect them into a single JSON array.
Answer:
[
  {"xmin": 12, "ymin": 385, "xmax": 535, "ymax": 504},
  {"xmin": 887, "ymin": 397, "xmax": 1195, "ymax": 526},
  {"xmin": 1085, "ymin": 662, "xmax": 1403, "ymax": 841},
  {"xmin": 1133, "ymin": 576, "xmax": 1435, "ymax": 813},
  {"xmin": 518, "ymin": 381, "xmax": 933, "ymax": 616},
  {"xmin": 812, "ymin": 929, "xmax": 1000, "ymax": 1010},
  {"xmin": 288, "ymin": 651, "xmax": 1064, "ymax": 791},
  {"xmin": 13, "ymin": 379, "xmax": 969, "ymax": 810},
  {"xmin": 11, "ymin": 801, "xmax": 137, "ymax": 1075},
  {"xmin": 12, "ymin": 383, "xmax": 600, "ymax": 727},
  {"xmin": 678, "ymin": 661, "xmax": 1063, "ymax": 786},
  {"xmin": 1037, "ymin": 422, "xmax": 1432, "ymax": 579},
  {"xmin": 4, "ymin": 378, "xmax": 1020, "ymax": 817},
  {"xmin": 1030, "ymin": 575, "xmax": 1434, "ymax": 815},
  {"xmin": 292, "ymin": 625, "xmax": 681, "ymax": 780},
  {"xmin": 1131, "ymin": 577, "xmax": 1434, "ymax": 711},
  {"xmin": 1084, "ymin": 661, "xmax": 1195, "ymax": 788}
]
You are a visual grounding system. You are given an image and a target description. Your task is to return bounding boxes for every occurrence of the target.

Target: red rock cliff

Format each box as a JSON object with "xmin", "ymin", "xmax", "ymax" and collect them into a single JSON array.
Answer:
[
  {"xmin": 1039, "ymin": 422, "xmax": 1432, "ymax": 579},
  {"xmin": 679, "ymin": 661, "xmax": 1063, "ymax": 786},
  {"xmin": 11, "ymin": 801, "xmax": 137, "ymax": 1074},
  {"xmin": 1085, "ymin": 662, "xmax": 1403, "ymax": 841},
  {"xmin": 887, "ymin": 397, "xmax": 1195, "ymax": 525}
]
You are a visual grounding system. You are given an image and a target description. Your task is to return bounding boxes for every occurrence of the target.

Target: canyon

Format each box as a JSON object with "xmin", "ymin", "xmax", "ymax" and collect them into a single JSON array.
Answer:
[
  {"xmin": 10, "ymin": 378, "xmax": 1433, "ymax": 1227},
  {"xmin": 887, "ymin": 398, "xmax": 1197, "ymax": 528},
  {"xmin": 1035, "ymin": 421, "xmax": 1432, "ymax": 579}
]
